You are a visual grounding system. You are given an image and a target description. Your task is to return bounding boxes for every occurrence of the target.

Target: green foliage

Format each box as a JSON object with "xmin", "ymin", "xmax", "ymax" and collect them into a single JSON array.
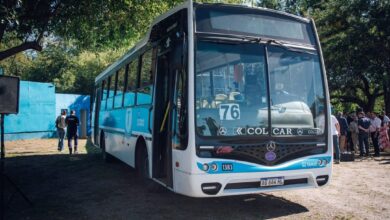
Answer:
[
  {"xmin": 313, "ymin": 0, "xmax": 390, "ymax": 112},
  {"xmin": 1, "ymin": 0, "xmax": 389, "ymax": 113}
]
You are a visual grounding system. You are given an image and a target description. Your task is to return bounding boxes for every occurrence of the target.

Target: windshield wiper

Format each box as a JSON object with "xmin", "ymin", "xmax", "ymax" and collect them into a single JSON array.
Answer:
[
  {"xmin": 197, "ymin": 32, "xmax": 317, "ymax": 55},
  {"xmin": 197, "ymin": 32, "xmax": 262, "ymax": 44},
  {"xmin": 266, "ymin": 39, "xmax": 317, "ymax": 55}
]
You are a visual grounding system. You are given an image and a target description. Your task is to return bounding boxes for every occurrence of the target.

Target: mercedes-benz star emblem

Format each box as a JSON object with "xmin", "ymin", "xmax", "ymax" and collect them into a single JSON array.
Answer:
[
  {"xmin": 219, "ymin": 127, "xmax": 227, "ymax": 136},
  {"xmin": 266, "ymin": 141, "xmax": 276, "ymax": 152}
]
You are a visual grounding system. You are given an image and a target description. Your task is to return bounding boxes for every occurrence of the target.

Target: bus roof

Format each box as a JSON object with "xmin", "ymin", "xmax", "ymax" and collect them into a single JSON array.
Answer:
[{"xmin": 95, "ymin": 1, "xmax": 311, "ymax": 84}]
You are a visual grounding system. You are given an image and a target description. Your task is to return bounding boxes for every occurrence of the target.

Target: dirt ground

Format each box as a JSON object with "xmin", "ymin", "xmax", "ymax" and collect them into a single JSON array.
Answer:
[{"xmin": 2, "ymin": 139, "xmax": 390, "ymax": 220}]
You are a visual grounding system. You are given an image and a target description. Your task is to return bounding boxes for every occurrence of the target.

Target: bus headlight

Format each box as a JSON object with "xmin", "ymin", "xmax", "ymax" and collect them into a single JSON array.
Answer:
[{"xmin": 202, "ymin": 163, "xmax": 209, "ymax": 171}]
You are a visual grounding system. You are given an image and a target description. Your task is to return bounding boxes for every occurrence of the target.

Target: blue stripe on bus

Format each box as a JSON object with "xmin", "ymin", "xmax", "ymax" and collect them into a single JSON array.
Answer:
[{"xmin": 196, "ymin": 156, "xmax": 331, "ymax": 174}]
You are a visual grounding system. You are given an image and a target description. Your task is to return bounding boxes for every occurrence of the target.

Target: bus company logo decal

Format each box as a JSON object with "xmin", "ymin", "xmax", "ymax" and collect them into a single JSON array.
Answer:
[
  {"xmin": 265, "ymin": 151, "xmax": 276, "ymax": 161},
  {"xmin": 216, "ymin": 146, "xmax": 234, "ymax": 154}
]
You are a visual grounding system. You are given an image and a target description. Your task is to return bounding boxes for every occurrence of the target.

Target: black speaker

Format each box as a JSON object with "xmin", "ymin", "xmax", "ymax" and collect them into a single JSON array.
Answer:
[{"xmin": 0, "ymin": 75, "xmax": 20, "ymax": 114}]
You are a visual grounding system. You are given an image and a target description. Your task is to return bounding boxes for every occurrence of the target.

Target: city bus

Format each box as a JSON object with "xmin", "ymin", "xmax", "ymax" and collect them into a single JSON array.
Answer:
[{"xmin": 91, "ymin": 1, "xmax": 332, "ymax": 197}]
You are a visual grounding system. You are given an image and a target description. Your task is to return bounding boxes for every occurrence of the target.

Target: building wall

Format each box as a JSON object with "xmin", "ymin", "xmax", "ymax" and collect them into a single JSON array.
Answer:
[
  {"xmin": 55, "ymin": 94, "xmax": 91, "ymax": 137},
  {"xmin": 4, "ymin": 81, "xmax": 56, "ymax": 141},
  {"xmin": 3, "ymin": 81, "xmax": 90, "ymax": 141}
]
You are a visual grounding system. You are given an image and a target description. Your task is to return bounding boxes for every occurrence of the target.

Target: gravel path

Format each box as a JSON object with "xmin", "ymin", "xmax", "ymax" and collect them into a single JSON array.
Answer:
[{"xmin": 2, "ymin": 139, "xmax": 390, "ymax": 220}]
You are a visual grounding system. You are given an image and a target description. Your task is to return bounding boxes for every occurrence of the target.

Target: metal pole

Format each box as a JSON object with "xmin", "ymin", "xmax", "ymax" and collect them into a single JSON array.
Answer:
[{"xmin": 1, "ymin": 113, "xmax": 5, "ymax": 220}]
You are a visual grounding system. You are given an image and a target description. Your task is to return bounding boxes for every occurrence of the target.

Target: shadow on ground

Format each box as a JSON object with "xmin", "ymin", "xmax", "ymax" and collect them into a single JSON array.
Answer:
[{"xmin": 3, "ymin": 143, "xmax": 308, "ymax": 220}]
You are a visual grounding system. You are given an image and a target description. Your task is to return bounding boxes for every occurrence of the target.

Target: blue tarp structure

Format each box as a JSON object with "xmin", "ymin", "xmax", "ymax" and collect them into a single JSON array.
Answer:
[{"xmin": 3, "ymin": 81, "xmax": 90, "ymax": 141}]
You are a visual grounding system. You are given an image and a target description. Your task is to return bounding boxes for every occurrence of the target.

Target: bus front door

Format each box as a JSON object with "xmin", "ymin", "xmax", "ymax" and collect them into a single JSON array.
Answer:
[{"xmin": 152, "ymin": 47, "xmax": 174, "ymax": 187}]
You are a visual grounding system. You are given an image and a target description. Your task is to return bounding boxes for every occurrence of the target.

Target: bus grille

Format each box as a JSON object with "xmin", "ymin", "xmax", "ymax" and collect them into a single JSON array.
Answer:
[{"xmin": 200, "ymin": 142, "xmax": 327, "ymax": 166}]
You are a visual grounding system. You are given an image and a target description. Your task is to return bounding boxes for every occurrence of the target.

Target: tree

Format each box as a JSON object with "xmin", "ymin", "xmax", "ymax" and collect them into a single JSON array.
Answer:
[
  {"xmin": 313, "ymin": 0, "xmax": 389, "ymax": 112},
  {"xmin": 0, "ymin": 0, "xmax": 183, "ymax": 61}
]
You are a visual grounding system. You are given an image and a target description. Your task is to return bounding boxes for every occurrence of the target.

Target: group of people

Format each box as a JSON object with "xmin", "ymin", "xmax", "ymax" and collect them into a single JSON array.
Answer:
[
  {"xmin": 55, "ymin": 110, "xmax": 80, "ymax": 155},
  {"xmin": 332, "ymin": 110, "xmax": 390, "ymax": 163}
]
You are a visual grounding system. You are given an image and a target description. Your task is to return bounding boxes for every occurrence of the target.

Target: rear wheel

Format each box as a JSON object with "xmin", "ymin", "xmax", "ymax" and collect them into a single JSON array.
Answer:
[{"xmin": 101, "ymin": 132, "xmax": 114, "ymax": 163}]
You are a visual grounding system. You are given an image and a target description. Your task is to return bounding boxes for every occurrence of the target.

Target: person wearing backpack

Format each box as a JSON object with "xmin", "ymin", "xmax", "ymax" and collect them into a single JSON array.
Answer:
[{"xmin": 56, "ymin": 110, "xmax": 67, "ymax": 151}]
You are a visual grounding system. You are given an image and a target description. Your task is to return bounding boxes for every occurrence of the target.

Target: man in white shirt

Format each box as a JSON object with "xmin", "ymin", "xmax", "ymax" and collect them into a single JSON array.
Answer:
[
  {"xmin": 331, "ymin": 114, "xmax": 341, "ymax": 163},
  {"xmin": 370, "ymin": 112, "xmax": 381, "ymax": 157}
]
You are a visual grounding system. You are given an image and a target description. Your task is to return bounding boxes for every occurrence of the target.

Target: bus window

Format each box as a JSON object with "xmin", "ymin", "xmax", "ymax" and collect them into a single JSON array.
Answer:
[
  {"xmin": 101, "ymin": 80, "xmax": 106, "ymax": 101},
  {"xmin": 137, "ymin": 49, "xmax": 154, "ymax": 105},
  {"xmin": 124, "ymin": 59, "xmax": 138, "ymax": 107},
  {"xmin": 107, "ymin": 75, "xmax": 116, "ymax": 110},
  {"xmin": 114, "ymin": 67, "xmax": 126, "ymax": 108}
]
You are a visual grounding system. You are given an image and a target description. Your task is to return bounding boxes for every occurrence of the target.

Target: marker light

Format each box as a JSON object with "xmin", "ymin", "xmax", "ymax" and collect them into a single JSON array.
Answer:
[{"xmin": 211, "ymin": 163, "xmax": 218, "ymax": 171}]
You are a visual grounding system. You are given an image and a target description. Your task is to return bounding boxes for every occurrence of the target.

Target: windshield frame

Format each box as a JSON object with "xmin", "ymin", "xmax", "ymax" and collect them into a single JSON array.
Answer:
[{"xmin": 194, "ymin": 35, "xmax": 327, "ymax": 140}]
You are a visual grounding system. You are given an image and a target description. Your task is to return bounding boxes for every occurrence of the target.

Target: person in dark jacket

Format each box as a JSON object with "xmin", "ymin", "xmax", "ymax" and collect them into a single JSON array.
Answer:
[
  {"xmin": 66, "ymin": 110, "xmax": 79, "ymax": 155},
  {"xmin": 337, "ymin": 112, "xmax": 349, "ymax": 153},
  {"xmin": 357, "ymin": 111, "xmax": 371, "ymax": 157}
]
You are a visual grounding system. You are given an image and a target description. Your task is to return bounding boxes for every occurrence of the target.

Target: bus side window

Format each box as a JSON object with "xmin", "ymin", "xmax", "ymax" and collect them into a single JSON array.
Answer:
[
  {"xmin": 137, "ymin": 49, "xmax": 154, "ymax": 105},
  {"xmin": 124, "ymin": 59, "xmax": 138, "ymax": 107},
  {"xmin": 100, "ymin": 80, "xmax": 107, "ymax": 110},
  {"xmin": 107, "ymin": 75, "xmax": 116, "ymax": 110},
  {"xmin": 114, "ymin": 67, "xmax": 126, "ymax": 108}
]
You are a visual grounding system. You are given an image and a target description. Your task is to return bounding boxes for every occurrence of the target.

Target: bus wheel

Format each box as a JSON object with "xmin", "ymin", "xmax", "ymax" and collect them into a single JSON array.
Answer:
[
  {"xmin": 136, "ymin": 143, "xmax": 165, "ymax": 192},
  {"xmin": 136, "ymin": 145, "xmax": 150, "ymax": 179},
  {"xmin": 101, "ymin": 133, "xmax": 114, "ymax": 163}
]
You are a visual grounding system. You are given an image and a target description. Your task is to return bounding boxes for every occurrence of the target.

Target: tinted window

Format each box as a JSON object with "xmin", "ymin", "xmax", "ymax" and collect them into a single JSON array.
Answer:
[
  {"xmin": 124, "ymin": 59, "xmax": 138, "ymax": 107},
  {"xmin": 114, "ymin": 67, "xmax": 126, "ymax": 108},
  {"xmin": 138, "ymin": 49, "xmax": 154, "ymax": 105},
  {"xmin": 140, "ymin": 49, "xmax": 154, "ymax": 87},
  {"xmin": 196, "ymin": 6, "xmax": 315, "ymax": 45}
]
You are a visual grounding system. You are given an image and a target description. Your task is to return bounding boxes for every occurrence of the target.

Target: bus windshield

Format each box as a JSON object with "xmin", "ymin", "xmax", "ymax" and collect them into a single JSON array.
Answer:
[{"xmin": 195, "ymin": 41, "xmax": 325, "ymax": 137}]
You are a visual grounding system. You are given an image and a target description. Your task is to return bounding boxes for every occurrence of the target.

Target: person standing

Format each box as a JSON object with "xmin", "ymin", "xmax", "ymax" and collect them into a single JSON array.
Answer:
[
  {"xmin": 66, "ymin": 110, "xmax": 80, "ymax": 155},
  {"xmin": 379, "ymin": 121, "xmax": 390, "ymax": 153},
  {"xmin": 337, "ymin": 112, "xmax": 349, "ymax": 153},
  {"xmin": 349, "ymin": 113, "xmax": 359, "ymax": 153},
  {"xmin": 369, "ymin": 112, "xmax": 381, "ymax": 157},
  {"xmin": 55, "ymin": 110, "xmax": 67, "ymax": 151},
  {"xmin": 331, "ymin": 114, "xmax": 341, "ymax": 164},
  {"xmin": 382, "ymin": 111, "xmax": 389, "ymax": 126},
  {"xmin": 358, "ymin": 111, "xmax": 371, "ymax": 157}
]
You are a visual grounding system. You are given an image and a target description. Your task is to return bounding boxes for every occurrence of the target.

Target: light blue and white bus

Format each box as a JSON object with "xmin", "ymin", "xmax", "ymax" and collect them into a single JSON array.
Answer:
[{"xmin": 91, "ymin": 1, "xmax": 332, "ymax": 197}]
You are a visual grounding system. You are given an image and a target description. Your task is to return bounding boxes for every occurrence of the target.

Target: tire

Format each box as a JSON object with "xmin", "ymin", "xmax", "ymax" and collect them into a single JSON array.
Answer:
[
  {"xmin": 136, "ymin": 142, "xmax": 164, "ymax": 192},
  {"xmin": 101, "ymin": 133, "xmax": 114, "ymax": 163},
  {"xmin": 136, "ymin": 144, "xmax": 150, "ymax": 179}
]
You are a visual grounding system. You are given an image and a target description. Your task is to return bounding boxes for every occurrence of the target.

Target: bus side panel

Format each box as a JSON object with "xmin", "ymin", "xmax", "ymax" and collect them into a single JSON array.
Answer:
[{"xmin": 101, "ymin": 108, "xmax": 133, "ymax": 167}]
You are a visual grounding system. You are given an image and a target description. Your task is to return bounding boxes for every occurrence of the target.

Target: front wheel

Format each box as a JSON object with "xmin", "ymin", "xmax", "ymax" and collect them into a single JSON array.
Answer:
[
  {"xmin": 136, "ymin": 145, "xmax": 150, "ymax": 179},
  {"xmin": 136, "ymin": 143, "xmax": 164, "ymax": 192}
]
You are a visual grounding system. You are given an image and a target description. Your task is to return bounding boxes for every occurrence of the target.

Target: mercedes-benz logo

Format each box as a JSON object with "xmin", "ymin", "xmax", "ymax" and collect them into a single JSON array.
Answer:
[
  {"xmin": 266, "ymin": 141, "xmax": 276, "ymax": 152},
  {"xmin": 219, "ymin": 127, "xmax": 227, "ymax": 136}
]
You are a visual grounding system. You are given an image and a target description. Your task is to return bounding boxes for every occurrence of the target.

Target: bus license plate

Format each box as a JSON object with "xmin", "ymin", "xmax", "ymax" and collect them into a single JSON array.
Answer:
[{"xmin": 260, "ymin": 177, "xmax": 284, "ymax": 187}]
